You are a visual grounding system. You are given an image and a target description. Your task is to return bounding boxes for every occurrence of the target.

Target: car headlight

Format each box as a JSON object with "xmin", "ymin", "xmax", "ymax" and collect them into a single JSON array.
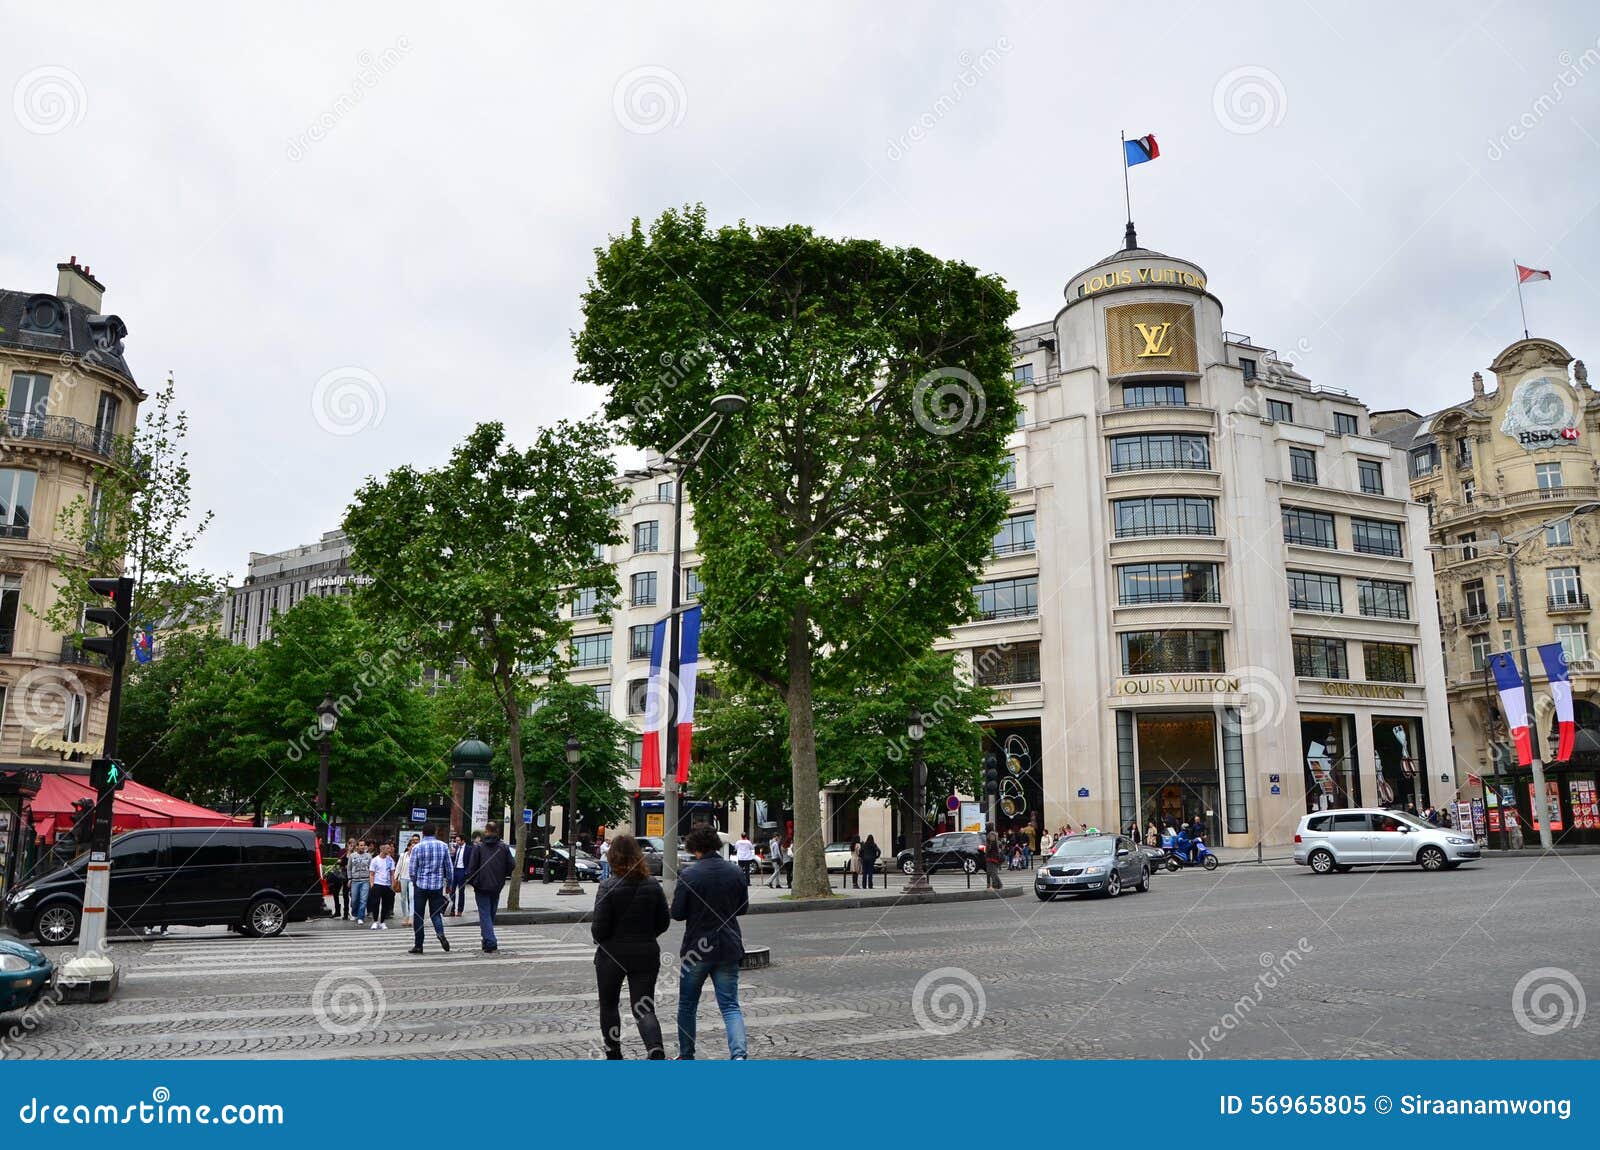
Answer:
[
  {"xmin": 1446, "ymin": 836, "xmax": 1473, "ymax": 845},
  {"xmin": 1084, "ymin": 865, "xmax": 1105, "ymax": 875},
  {"xmin": 0, "ymin": 954, "xmax": 31, "ymax": 973},
  {"xmin": 7, "ymin": 887, "xmax": 35, "ymax": 904},
  {"xmin": 1036, "ymin": 867, "xmax": 1049, "ymax": 878}
]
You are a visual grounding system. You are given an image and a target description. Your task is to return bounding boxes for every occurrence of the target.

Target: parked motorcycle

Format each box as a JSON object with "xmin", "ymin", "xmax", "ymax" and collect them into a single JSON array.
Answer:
[{"xmin": 1164, "ymin": 835, "xmax": 1219, "ymax": 871}]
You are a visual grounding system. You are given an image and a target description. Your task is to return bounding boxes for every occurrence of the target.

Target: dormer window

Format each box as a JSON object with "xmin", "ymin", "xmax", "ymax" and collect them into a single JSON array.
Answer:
[{"xmin": 19, "ymin": 294, "xmax": 64, "ymax": 336}]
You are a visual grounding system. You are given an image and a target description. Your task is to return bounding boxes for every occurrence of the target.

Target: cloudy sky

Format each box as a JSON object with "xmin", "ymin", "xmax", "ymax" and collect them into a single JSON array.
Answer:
[{"xmin": 2, "ymin": 2, "xmax": 1597, "ymax": 579}]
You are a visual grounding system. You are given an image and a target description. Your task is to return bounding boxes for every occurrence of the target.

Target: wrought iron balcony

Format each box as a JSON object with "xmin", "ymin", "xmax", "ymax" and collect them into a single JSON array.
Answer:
[
  {"xmin": 1548, "ymin": 593, "xmax": 1591, "ymax": 614},
  {"xmin": 59, "ymin": 638, "xmax": 108, "ymax": 668},
  {"xmin": 3, "ymin": 414, "xmax": 115, "ymax": 458},
  {"xmin": 1458, "ymin": 605, "xmax": 1491, "ymax": 625}
]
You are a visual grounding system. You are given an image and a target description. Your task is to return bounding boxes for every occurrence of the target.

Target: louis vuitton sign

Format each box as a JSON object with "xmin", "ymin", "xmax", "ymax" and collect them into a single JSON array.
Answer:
[{"xmin": 1106, "ymin": 302, "xmax": 1199, "ymax": 376}]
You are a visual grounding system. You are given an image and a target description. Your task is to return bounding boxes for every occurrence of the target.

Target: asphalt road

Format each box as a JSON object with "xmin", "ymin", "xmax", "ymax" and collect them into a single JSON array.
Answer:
[{"xmin": 5, "ymin": 856, "xmax": 1597, "ymax": 1059}]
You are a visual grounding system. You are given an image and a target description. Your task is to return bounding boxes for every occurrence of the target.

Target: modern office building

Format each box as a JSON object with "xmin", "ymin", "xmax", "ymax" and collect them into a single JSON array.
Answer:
[
  {"xmin": 221, "ymin": 529, "xmax": 369, "ymax": 648},
  {"xmin": 1374, "ymin": 337, "xmax": 1600, "ymax": 842}
]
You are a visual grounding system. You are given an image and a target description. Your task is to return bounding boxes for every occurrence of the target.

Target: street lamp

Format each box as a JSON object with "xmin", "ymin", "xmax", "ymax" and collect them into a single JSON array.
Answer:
[
  {"xmin": 903, "ymin": 707, "xmax": 931, "ymax": 894},
  {"xmin": 559, "ymin": 736, "xmax": 583, "ymax": 896},
  {"xmin": 315, "ymin": 694, "xmax": 338, "ymax": 832},
  {"xmin": 659, "ymin": 394, "xmax": 748, "ymax": 893}
]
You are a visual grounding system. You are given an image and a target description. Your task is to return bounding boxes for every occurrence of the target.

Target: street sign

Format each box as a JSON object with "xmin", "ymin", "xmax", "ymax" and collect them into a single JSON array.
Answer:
[
  {"xmin": 945, "ymin": 795, "xmax": 959, "ymax": 811},
  {"xmin": 1077, "ymin": 787, "xmax": 1090, "ymax": 798},
  {"xmin": 523, "ymin": 808, "xmax": 534, "ymax": 824},
  {"xmin": 410, "ymin": 807, "xmax": 427, "ymax": 822},
  {"xmin": 1268, "ymin": 773, "xmax": 1281, "ymax": 784},
  {"xmin": 1270, "ymin": 784, "xmax": 1281, "ymax": 795}
]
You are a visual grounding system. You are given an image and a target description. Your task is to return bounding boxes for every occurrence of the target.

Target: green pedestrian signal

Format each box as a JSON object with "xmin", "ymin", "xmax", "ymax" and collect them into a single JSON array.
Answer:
[{"xmin": 90, "ymin": 757, "xmax": 126, "ymax": 792}]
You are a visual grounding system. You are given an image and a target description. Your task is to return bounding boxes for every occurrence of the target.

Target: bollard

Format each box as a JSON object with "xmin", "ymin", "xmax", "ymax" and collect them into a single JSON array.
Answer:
[{"xmin": 1257, "ymin": 840, "xmax": 1263, "ymax": 865}]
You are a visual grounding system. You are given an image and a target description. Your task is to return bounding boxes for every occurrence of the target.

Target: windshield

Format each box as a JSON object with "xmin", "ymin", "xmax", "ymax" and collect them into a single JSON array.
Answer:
[{"xmin": 1050, "ymin": 837, "xmax": 1113, "ymax": 859}]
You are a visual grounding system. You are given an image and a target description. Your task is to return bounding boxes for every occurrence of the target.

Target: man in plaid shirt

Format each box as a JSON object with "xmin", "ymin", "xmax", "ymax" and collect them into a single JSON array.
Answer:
[{"xmin": 407, "ymin": 823, "xmax": 453, "ymax": 955}]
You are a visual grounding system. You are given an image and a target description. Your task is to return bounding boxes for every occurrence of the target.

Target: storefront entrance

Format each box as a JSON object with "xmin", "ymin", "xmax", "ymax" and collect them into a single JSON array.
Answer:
[
  {"xmin": 1136, "ymin": 711, "xmax": 1220, "ymax": 833},
  {"xmin": 1300, "ymin": 713, "xmax": 1361, "ymax": 811},
  {"xmin": 1372, "ymin": 716, "xmax": 1428, "ymax": 812}
]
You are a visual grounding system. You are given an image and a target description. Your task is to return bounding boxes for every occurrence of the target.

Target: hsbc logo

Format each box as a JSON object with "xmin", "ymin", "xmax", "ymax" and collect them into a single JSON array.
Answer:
[{"xmin": 1517, "ymin": 428, "xmax": 1580, "ymax": 445}]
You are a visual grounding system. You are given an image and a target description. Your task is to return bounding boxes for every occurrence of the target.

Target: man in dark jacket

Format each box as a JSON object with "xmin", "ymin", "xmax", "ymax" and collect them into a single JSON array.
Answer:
[
  {"xmin": 464, "ymin": 822, "xmax": 515, "ymax": 953},
  {"xmin": 671, "ymin": 825, "xmax": 748, "ymax": 1059}
]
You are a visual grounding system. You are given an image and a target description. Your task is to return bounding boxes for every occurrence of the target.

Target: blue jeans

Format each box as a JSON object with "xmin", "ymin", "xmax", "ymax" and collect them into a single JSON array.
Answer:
[
  {"xmin": 474, "ymin": 889, "xmax": 499, "ymax": 951},
  {"xmin": 349, "ymin": 879, "xmax": 370, "ymax": 921},
  {"xmin": 412, "ymin": 887, "xmax": 447, "ymax": 951},
  {"xmin": 677, "ymin": 958, "xmax": 747, "ymax": 1059}
]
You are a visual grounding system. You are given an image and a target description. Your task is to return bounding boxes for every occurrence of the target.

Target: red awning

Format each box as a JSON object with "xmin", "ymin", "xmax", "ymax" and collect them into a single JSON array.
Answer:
[{"xmin": 28, "ymin": 773, "xmax": 239, "ymax": 843}]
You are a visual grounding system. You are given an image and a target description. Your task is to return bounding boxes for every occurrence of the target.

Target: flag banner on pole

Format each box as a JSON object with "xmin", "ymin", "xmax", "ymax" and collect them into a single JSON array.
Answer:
[
  {"xmin": 1516, "ymin": 263, "xmax": 1552, "ymax": 284},
  {"xmin": 674, "ymin": 605, "xmax": 702, "ymax": 783},
  {"xmin": 1538, "ymin": 641, "xmax": 1576, "ymax": 762},
  {"xmin": 638, "ymin": 617, "xmax": 668, "ymax": 789},
  {"xmin": 1124, "ymin": 133, "xmax": 1159, "ymax": 166},
  {"xmin": 1488, "ymin": 652, "xmax": 1533, "ymax": 766}
]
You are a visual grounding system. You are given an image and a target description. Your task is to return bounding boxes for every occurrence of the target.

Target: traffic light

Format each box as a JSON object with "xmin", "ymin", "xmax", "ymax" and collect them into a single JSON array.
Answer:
[
  {"xmin": 90, "ymin": 757, "xmax": 127, "ymax": 792},
  {"xmin": 80, "ymin": 576, "xmax": 134, "ymax": 667},
  {"xmin": 983, "ymin": 754, "xmax": 1000, "ymax": 801}
]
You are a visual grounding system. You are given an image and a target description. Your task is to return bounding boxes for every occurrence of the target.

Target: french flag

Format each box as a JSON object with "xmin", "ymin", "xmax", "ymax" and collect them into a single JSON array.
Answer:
[
  {"xmin": 638, "ymin": 617, "xmax": 668, "ymax": 789},
  {"xmin": 675, "ymin": 606, "xmax": 703, "ymax": 783},
  {"xmin": 1489, "ymin": 652, "xmax": 1533, "ymax": 767},
  {"xmin": 1124, "ymin": 133, "xmax": 1159, "ymax": 166},
  {"xmin": 1538, "ymin": 641, "xmax": 1576, "ymax": 762}
]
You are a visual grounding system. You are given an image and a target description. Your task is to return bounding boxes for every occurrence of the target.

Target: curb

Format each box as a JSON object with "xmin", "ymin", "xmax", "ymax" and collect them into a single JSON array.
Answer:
[{"xmin": 496, "ymin": 884, "xmax": 1023, "ymax": 926}]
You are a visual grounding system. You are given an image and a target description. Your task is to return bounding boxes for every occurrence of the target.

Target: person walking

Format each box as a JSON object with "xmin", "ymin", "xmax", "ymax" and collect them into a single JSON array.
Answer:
[
  {"xmin": 1146, "ymin": 821, "xmax": 1159, "ymax": 848},
  {"xmin": 449, "ymin": 833, "xmax": 469, "ymax": 916},
  {"xmin": 765, "ymin": 837, "xmax": 787, "ymax": 889},
  {"xmin": 984, "ymin": 833, "xmax": 1003, "ymax": 890},
  {"xmin": 368, "ymin": 843, "xmax": 396, "ymax": 929},
  {"xmin": 464, "ymin": 821, "xmax": 514, "ymax": 953},
  {"xmin": 406, "ymin": 822, "xmax": 453, "ymax": 955},
  {"xmin": 598, "ymin": 835, "xmax": 612, "ymax": 881},
  {"xmin": 346, "ymin": 840, "xmax": 372, "ymax": 925},
  {"xmin": 859, "ymin": 834, "xmax": 881, "ymax": 889},
  {"xmin": 672, "ymin": 826, "xmax": 749, "ymax": 1060},
  {"xmin": 846, "ymin": 835, "xmax": 862, "ymax": 889},
  {"xmin": 397, "ymin": 834, "xmax": 420, "ymax": 927},
  {"xmin": 591, "ymin": 834, "xmax": 670, "ymax": 1059},
  {"xmin": 734, "ymin": 832, "xmax": 757, "ymax": 885}
]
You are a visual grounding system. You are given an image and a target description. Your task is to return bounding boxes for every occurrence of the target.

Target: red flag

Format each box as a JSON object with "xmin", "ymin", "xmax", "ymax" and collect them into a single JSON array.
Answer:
[{"xmin": 1516, "ymin": 264, "xmax": 1552, "ymax": 284}]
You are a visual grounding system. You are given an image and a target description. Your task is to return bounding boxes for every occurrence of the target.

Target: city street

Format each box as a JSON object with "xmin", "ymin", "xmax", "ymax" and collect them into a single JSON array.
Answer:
[{"xmin": 5, "ymin": 856, "xmax": 1597, "ymax": 1060}]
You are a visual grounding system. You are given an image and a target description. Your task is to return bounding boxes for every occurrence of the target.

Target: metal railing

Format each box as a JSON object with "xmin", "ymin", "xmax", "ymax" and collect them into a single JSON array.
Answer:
[
  {"xmin": 1458, "ymin": 605, "xmax": 1491, "ymax": 625},
  {"xmin": 2, "ymin": 414, "xmax": 115, "ymax": 457},
  {"xmin": 990, "ymin": 540, "xmax": 1036, "ymax": 557},
  {"xmin": 1548, "ymin": 593, "xmax": 1591, "ymax": 612},
  {"xmin": 974, "ymin": 604, "xmax": 1039, "ymax": 622},
  {"xmin": 1497, "ymin": 602, "xmax": 1514, "ymax": 620},
  {"xmin": 1109, "ymin": 458, "xmax": 1212, "ymax": 473},
  {"xmin": 1352, "ymin": 539, "xmax": 1404, "ymax": 557},
  {"xmin": 59, "ymin": 638, "xmax": 107, "ymax": 668},
  {"xmin": 1119, "ymin": 591, "xmax": 1222, "ymax": 606},
  {"xmin": 1290, "ymin": 598, "xmax": 1344, "ymax": 614},
  {"xmin": 1113, "ymin": 523, "xmax": 1217, "ymax": 538}
]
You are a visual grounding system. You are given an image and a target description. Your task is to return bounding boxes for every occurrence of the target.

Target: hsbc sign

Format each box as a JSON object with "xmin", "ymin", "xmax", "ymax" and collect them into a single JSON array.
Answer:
[{"xmin": 1500, "ymin": 376, "xmax": 1582, "ymax": 452}]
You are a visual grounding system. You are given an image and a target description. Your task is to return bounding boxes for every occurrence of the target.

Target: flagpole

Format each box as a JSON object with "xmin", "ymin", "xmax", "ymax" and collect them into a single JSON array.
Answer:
[
  {"xmin": 1120, "ymin": 131, "xmax": 1132, "ymax": 226},
  {"xmin": 1515, "ymin": 260, "xmax": 1529, "ymax": 339}
]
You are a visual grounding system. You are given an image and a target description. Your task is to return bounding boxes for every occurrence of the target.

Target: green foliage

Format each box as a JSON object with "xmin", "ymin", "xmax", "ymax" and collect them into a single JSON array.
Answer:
[{"xmin": 523, "ymin": 680, "xmax": 635, "ymax": 828}]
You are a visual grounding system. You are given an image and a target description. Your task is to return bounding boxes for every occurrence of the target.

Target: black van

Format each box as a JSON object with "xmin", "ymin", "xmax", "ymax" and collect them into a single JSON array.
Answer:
[{"xmin": 4, "ymin": 826, "xmax": 327, "ymax": 945}]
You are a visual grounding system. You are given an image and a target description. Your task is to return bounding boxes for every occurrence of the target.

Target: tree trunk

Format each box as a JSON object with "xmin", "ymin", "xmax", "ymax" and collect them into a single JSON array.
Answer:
[
  {"xmin": 504, "ymin": 681, "xmax": 526, "ymax": 911},
  {"xmin": 785, "ymin": 606, "xmax": 830, "ymax": 897}
]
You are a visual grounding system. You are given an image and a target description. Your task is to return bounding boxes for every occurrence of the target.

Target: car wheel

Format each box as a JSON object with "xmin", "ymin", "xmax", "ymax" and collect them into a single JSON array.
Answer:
[
  {"xmin": 247, "ymin": 897, "xmax": 288, "ymax": 938},
  {"xmin": 1203, "ymin": 855, "xmax": 1219, "ymax": 871},
  {"xmin": 1136, "ymin": 866, "xmax": 1151, "ymax": 892},
  {"xmin": 34, "ymin": 901, "xmax": 80, "ymax": 946},
  {"xmin": 1417, "ymin": 845, "xmax": 1447, "ymax": 872},
  {"xmin": 901, "ymin": 857, "xmax": 915, "ymax": 875},
  {"xmin": 962, "ymin": 857, "xmax": 978, "ymax": 874},
  {"xmin": 1308, "ymin": 849, "xmax": 1336, "ymax": 875},
  {"xmin": 1104, "ymin": 872, "xmax": 1121, "ymax": 898}
]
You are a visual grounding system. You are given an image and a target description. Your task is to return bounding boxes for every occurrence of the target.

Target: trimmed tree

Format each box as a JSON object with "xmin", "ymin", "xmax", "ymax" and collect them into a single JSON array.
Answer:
[
  {"xmin": 576, "ymin": 205, "xmax": 1017, "ymax": 896},
  {"xmin": 342, "ymin": 421, "xmax": 622, "ymax": 909}
]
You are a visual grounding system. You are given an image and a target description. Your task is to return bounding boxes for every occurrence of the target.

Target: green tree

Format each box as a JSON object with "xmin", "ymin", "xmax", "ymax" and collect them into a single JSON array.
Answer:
[
  {"xmin": 576, "ymin": 205, "xmax": 1017, "ymax": 895},
  {"xmin": 342, "ymin": 421, "xmax": 622, "ymax": 908},
  {"xmin": 523, "ymin": 680, "xmax": 636, "ymax": 836}
]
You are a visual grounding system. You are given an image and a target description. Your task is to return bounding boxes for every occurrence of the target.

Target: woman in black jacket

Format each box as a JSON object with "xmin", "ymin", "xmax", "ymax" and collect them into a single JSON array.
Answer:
[
  {"xmin": 591, "ymin": 834, "xmax": 671, "ymax": 1059},
  {"xmin": 858, "ymin": 834, "xmax": 881, "ymax": 889}
]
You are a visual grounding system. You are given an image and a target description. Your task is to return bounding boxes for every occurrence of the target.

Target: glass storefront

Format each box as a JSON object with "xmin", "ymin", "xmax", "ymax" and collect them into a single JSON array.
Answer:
[
  {"xmin": 1136, "ymin": 711, "xmax": 1220, "ymax": 832},
  {"xmin": 1300, "ymin": 713, "xmax": 1361, "ymax": 811},
  {"xmin": 1372, "ymin": 716, "xmax": 1428, "ymax": 812}
]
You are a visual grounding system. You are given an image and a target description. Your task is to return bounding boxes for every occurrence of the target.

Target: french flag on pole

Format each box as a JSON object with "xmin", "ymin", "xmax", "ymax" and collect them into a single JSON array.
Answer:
[
  {"xmin": 675, "ymin": 606, "xmax": 703, "ymax": 783},
  {"xmin": 1489, "ymin": 652, "xmax": 1533, "ymax": 767},
  {"xmin": 1538, "ymin": 641, "xmax": 1576, "ymax": 762},
  {"xmin": 638, "ymin": 617, "xmax": 668, "ymax": 789},
  {"xmin": 1124, "ymin": 133, "xmax": 1159, "ymax": 166}
]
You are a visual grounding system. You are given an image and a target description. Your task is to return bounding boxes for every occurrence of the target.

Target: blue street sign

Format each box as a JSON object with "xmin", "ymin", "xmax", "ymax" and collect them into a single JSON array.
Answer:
[
  {"xmin": 1077, "ymin": 787, "xmax": 1090, "ymax": 798},
  {"xmin": 410, "ymin": 807, "xmax": 427, "ymax": 822},
  {"xmin": 1270, "ymin": 784, "xmax": 1282, "ymax": 795},
  {"xmin": 523, "ymin": 808, "xmax": 534, "ymax": 824}
]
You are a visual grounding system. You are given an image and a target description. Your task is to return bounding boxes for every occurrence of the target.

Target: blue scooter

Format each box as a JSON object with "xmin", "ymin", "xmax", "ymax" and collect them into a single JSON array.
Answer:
[{"xmin": 1164, "ymin": 835, "xmax": 1219, "ymax": 871}]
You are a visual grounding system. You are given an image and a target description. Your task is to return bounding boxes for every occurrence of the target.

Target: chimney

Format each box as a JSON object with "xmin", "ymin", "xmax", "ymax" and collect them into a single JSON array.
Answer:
[{"xmin": 56, "ymin": 256, "xmax": 105, "ymax": 312}]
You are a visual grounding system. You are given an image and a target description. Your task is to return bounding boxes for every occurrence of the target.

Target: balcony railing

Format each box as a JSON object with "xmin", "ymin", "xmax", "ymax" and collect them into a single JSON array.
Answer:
[
  {"xmin": 991, "ymin": 540, "xmax": 1036, "ymax": 557},
  {"xmin": 59, "ymin": 638, "xmax": 107, "ymax": 668},
  {"xmin": 974, "ymin": 604, "xmax": 1039, "ymax": 622},
  {"xmin": 0, "ymin": 628, "xmax": 11, "ymax": 654},
  {"xmin": 1284, "ymin": 532, "xmax": 1337, "ymax": 549},
  {"xmin": 0, "ymin": 523, "xmax": 27, "ymax": 540},
  {"xmin": 1119, "ymin": 591, "xmax": 1222, "ymax": 606},
  {"xmin": 1352, "ymin": 539, "xmax": 1404, "ymax": 557},
  {"xmin": 1110, "ymin": 458, "xmax": 1212, "ymax": 473},
  {"xmin": 1114, "ymin": 523, "xmax": 1217, "ymax": 539},
  {"xmin": 1548, "ymin": 593, "xmax": 1591, "ymax": 613},
  {"xmin": 1458, "ymin": 605, "xmax": 1490, "ymax": 625},
  {"xmin": 3, "ymin": 414, "xmax": 115, "ymax": 458},
  {"xmin": 1291, "ymin": 598, "xmax": 1344, "ymax": 615},
  {"xmin": 1497, "ymin": 602, "xmax": 1514, "ymax": 620}
]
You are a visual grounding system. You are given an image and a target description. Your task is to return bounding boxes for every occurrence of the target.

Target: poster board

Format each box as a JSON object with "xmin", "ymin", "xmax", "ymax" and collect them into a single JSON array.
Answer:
[{"xmin": 958, "ymin": 801, "xmax": 984, "ymax": 834}]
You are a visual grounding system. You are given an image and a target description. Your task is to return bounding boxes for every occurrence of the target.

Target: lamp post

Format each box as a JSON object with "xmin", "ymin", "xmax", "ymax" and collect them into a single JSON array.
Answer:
[
  {"xmin": 659, "ymin": 393, "xmax": 748, "ymax": 893},
  {"xmin": 559, "ymin": 736, "xmax": 583, "ymax": 896},
  {"xmin": 903, "ymin": 707, "xmax": 931, "ymax": 893},
  {"xmin": 315, "ymin": 694, "xmax": 338, "ymax": 833}
]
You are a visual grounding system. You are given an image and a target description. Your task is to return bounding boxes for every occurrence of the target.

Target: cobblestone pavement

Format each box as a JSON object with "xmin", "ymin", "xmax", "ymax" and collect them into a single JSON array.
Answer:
[{"xmin": 5, "ymin": 856, "xmax": 1598, "ymax": 1059}]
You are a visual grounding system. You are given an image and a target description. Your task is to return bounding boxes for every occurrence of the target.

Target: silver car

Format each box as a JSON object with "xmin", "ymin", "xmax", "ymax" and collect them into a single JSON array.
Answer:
[
  {"xmin": 1034, "ymin": 833, "xmax": 1151, "ymax": 899},
  {"xmin": 1293, "ymin": 808, "xmax": 1482, "ymax": 874}
]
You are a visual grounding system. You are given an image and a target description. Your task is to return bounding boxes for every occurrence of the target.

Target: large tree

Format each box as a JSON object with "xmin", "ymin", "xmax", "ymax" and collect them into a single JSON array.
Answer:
[
  {"xmin": 523, "ymin": 680, "xmax": 636, "ymax": 837},
  {"xmin": 343, "ymin": 421, "xmax": 621, "ymax": 908},
  {"xmin": 576, "ymin": 205, "xmax": 1017, "ymax": 895}
]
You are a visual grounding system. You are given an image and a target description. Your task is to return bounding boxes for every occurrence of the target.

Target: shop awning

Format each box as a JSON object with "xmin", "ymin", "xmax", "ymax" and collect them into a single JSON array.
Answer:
[{"xmin": 27, "ymin": 772, "xmax": 239, "ymax": 843}]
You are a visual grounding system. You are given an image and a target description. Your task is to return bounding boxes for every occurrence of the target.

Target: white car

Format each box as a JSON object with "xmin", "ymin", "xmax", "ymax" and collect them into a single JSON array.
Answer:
[{"xmin": 1293, "ymin": 808, "xmax": 1482, "ymax": 874}]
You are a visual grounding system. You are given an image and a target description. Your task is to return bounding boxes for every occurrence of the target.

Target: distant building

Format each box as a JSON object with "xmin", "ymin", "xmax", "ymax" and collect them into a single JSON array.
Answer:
[{"xmin": 222, "ymin": 530, "xmax": 369, "ymax": 648}]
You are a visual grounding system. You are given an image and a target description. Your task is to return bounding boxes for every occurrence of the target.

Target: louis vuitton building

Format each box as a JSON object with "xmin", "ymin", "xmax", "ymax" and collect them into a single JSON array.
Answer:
[{"xmin": 940, "ymin": 230, "xmax": 1456, "ymax": 847}]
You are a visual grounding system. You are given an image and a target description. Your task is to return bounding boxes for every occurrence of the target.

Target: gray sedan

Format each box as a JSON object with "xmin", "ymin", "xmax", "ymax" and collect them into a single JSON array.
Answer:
[{"xmin": 1034, "ymin": 833, "xmax": 1151, "ymax": 900}]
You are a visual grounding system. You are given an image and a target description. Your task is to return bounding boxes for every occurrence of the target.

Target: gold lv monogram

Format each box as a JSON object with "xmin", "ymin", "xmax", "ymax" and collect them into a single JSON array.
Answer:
[{"xmin": 1133, "ymin": 322, "xmax": 1174, "ymax": 358}]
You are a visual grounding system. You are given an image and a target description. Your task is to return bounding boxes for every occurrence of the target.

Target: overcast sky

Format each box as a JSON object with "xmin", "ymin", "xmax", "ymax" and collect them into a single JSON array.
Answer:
[{"xmin": 3, "ymin": 2, "xmax": 1597, "ymax": 580}]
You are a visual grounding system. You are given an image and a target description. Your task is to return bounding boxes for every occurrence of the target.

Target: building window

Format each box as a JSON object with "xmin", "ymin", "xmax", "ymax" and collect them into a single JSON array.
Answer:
[
  {"xmin": 1113, "ymin": 496, "xmax": 1215, "ymax": 538},
  {"xmin": 1469, "ymin": 633, "xmax": 1492, "ymax": 671},
  {"xmin": 1462, "ymin": 479, "xmax": 1475, "ymax": 505},
  {"xmin": 1455, "ymin": 437, "xmax": 1473, "ymax": 467},
  {"xmin": 1357, "ymin": 459, "xmax": 1384, "ymax": 496},
  {"xmin": 974, "ymin": 577, "xmax": 1038, "ymax": 621},
  {"xmin": 571, "ymin": 633, "xmax": 612, "ymax": 668},
  {"xmin": 1556, "ymin": 623, "xmax": 1590, "ymax": 664},
  {"xmin": 1015, "ymin": 403, "xmax": 1028, "ymax": 430},
  {"xmin": 1012, "ymin": 363, "xmax": 1034, "ymax": 384},
  {"xmin": 0, "ymin": 575, "xmax": 19, "ymax": 654},
  {"xmin": 992, "ymin": 512, "xmax": 1036, "ymax": 556},
  {"xmin": 627, "ymin": 679, "xmax": 649, "ymax": 715},
  {"xmin": 1287, "ymin": 570, "xmax": 1342, "ymax": 614},
  {"xmin": 1333, "ymin": 411, "xmax": 1360, "ymax": 435},
  {"xmin": 1282, "ymin": 507, "xmax": 1336, "ymax": 549},
  {"xmin": 5, "ymin": 372, "xmax": 51, "ymax": 434},
  {"xmin": 971, "ymin": 642, "xmax": 1042, "ymax": 686},
  {"xmin": 1288, "ymin": 447, "xmax": 1318, "ymax": 485},
  {"xmin": 1547, "ymin": 519, "xmax": 1573, "ymax": 547},
  {"xmin": 1458, "ymin": 532, "xmax": 1478, "ymax": 560},
  {"xmin": 1109, "ymin": 433, "xmax": 1210, "ymax": 472},
  {"xmin": 1116, "ymin": 562, "xmax": 1220, "ymax": 605},
  {"xmin": 1410, "ymin": 446, "xmax": 1438, "ymax": 477},
  {"xmin": 1363, "ymin": 643, "xmax": 1416, "ymax": 684},
  {"xmin": 1121, "ymin": 383, "xmax": 1187, "ymax": 408},
  {"xmin": 64, "ymin": 691, "xmax": 87, "ymax": 743},
  {"xmin": 656, "ymin": 480, "xmax": 676, "ymax": 503},
  {"xmin": 633, "ymin": 521, "xmax": 660, "ymax": 553},
  {"xmin": 1241, "ymin": 358, "xmax": 1258, "ymax": 381},
  {"xmin": 592, "ymin": 683, "xmax": 612, "ymax": 712},
  {"xmin": 93, "ymin": 392, "xmax": 121, "ymax": 453},
  {"xmin": 1462, "ymin": 580, "xmax": 1489, "ymax": 620},
  {"xmin": 630, "ymin": 571, "xmax": 657, "ymax": 607},
  {"xmin": 629, "ymin": 624, "xmax": 654, "ymax": 660},
  {"xmin": 684, "ymin": 568, "xmax": 704, "ymax": 601},
  {"xmin": 1120, "ymin": 630, "xmax": 1226, "ymax": 675},
  {"xmin": 1536, "ymin": 462, "xmax": 1564, "ymax": 492},
  {"xmin": 1351, "ymin": 518, "xmax": 1404, "ymax": 557},
  {"xmin": 1265, "ymin": 398, "xmax": 1293, "ymax": 422},
  {"xmin": 1357, "ymin": 578, "xmax": 1410, "ymax": 620},
  {"xmin": 996, "ymin": 454, "xmax": 1017, "ymax": 491},
  {"xmin": 1548, "ymin": 566, "xmax": 1584, "ymax": 606},
  {"xmin": 571, "ymin": 587, "xmax": 600, "ymax": 618},
  {"xmin": 0, "ymin": 470, "xmax": 38, "ymax": 539},
  {"xmin": 1293, "ymin": 636, "xmax": 1348, "ymax": 679}
]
